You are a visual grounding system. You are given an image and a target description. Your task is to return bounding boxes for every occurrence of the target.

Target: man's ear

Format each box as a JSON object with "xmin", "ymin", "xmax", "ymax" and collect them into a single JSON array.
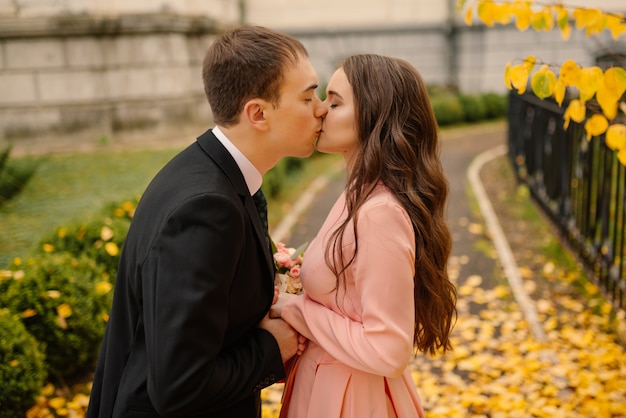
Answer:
[{"xmin": 243, "ymin": 99, "xmax": 269, "ymax": 131}]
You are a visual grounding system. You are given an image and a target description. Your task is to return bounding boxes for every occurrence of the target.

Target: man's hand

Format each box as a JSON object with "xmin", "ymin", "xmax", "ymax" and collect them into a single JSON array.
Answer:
[{"xmin": 258, "ymin": 314, "xmax": 298, "ymax": 362}]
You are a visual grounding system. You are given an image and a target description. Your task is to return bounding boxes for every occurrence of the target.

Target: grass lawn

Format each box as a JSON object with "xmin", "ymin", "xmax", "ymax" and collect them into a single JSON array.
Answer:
[{"xmin": 0, "ymin": 145, "xmax": 341, "ymax": 268}]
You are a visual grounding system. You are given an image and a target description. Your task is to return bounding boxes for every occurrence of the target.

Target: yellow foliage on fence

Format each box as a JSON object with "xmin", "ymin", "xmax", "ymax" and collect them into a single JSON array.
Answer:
[{"xmin": 459, "ymin": 0, "xmax": 626, "ymax": 160}]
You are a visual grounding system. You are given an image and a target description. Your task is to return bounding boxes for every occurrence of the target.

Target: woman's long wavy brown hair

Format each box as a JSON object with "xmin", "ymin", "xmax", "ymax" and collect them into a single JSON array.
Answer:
[{"xmin": 325, "ymin": 54, "xmax": 457, "ymax": 355}]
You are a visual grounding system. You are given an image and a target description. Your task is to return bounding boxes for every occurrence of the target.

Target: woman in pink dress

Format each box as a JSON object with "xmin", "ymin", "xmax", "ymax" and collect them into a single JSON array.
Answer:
[{"xmin": 271, "ymin": 54, "xmax": 457, "ymax": 418}]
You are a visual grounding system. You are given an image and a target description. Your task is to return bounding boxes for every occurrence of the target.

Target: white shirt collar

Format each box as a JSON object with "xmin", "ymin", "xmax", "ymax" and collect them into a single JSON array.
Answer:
[{"xmin": 212, "ymin": 126, "xmax": 262, "ymax": 195}]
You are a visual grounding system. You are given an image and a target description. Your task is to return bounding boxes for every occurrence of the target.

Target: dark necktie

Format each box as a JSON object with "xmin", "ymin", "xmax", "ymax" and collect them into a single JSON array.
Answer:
[{"xmin": 252, "ymin": 188, "xmax": 269, "ymax": 235}]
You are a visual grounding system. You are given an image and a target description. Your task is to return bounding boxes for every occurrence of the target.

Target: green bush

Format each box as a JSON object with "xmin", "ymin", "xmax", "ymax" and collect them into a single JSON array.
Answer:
[
  {"xmin": 0, "ymin": 253, "xmax": 113, "ymax": 379},
  {"xmin": 263, "ymin": 156, "xmax": 311, "ymax": 198},
  {"xmin": 459, "ymin": 94, "xmax": 488, "ymax": 122},
  {"xmin": 482, "ymin": 92, "xmax": 508, "ymax": 119},
  {"xmin": 0, "ymin": 308, "xmax": 47, "ymax": 418},
  {"xmin": 36, "ymin": 199, "xmax": 137, "ymax": 280},
  {"xmin": 0, "ymin": 146, "xmax": 40, "ymax": 206},
  {"xmin": 431, "ymin": 94, "xmax": 465, "ymax": 126}
]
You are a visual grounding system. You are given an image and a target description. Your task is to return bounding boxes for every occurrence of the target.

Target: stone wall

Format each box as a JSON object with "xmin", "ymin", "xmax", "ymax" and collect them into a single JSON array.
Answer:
[
  {"xmin": 0, "ymin": 1, "xmax": 622, "ymax": 150},
  {"xmin": 0, "ymin": 13, "xmax": 218, "ymax": 148}
]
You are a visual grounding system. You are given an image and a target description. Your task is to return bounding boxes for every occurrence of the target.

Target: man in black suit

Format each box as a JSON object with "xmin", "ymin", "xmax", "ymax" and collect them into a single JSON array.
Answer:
[{"xmin": 87, "ymin": 26, "xmax": 326, "ymax": 417}]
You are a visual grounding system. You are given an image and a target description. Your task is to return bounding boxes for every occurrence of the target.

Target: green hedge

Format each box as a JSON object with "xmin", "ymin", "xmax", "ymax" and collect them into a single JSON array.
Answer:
[
  {"xmin": 459, "ymin": 94, "xmax": 488, "ymax": 122},
  {"xmin": 263, "ymin": 156, "xmax": 307, "ymax": 198},
  {"xmin": 0, "ymin": 146, "xmax": 40, "ymax": 207},
  {"xmin": 0, "ymin": 253, "xmax": 113, "ymax": 379},
  {"xmin": 0, "ymin": 308, "xmax": 47, "ymax": 418},
  {"xmin": 429, "ymin": 88, "xmax": 507, "ymax": 126},
  {"xmin": 36, "ymin": 199, "xmax": 136, "ymax": 281},
  {"xmin": 482, "ymin": 92, "xmax": 508, "ymax": 119},
  {"xmin": 431, "ymin": 93, "xmax": 465, "ymax": 126}
]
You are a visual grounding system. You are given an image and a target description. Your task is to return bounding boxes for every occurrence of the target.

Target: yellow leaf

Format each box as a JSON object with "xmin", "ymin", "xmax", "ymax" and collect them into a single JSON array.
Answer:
[
  {"xmin": 617, "ymin": 148, "xmax": 626, "ymax": 166},
  {"xmin": 604, "ymin": 67, "xmax": 626, "ymax": 98},
  {"xmin": 555, "ymin": 6, "xmax": 569, "ymax": 31},
  {"xmin": 559, "ymin": 60, "xmax": 581, "ymax": 86},
  {"xmin": 510, "ymin": 64, "xmax": 529, "ymax": 94},
  {"xmin": 22, "ymin": 308, "xmax": 37, "ymax": 318},
  {"xmin": 606, "ymin": 14, "xmax": 626, "ymax": 40},
  {"xmin": 559, "ymin": 24, "xmax": 572, "ymax": 41},
  {"xmin": 606, "ymin": 124, "xmax": 626, "ymax": 151},
  {"xmin": 578, "ymin": 66, "xmax": 603, "ymax": 103},
  {"xmin": 477, "ymin": 1, "xmax": 511, "ymax": 27},
  {"xmin": 122, "ymin": 201, "xmax": 135, "ymax": 212},
  {"xmin": 104, "ymin": 242, "xmax": 119, "ymax": 256},
  {"xmin": 584, "ymin": 114, "xmax": 609, "ymax": 140},
  {"xmin": 100, "ymin": 226, "xmax": 114, "ymax": 241},
  {"xmin": 573, "ymin": 8, "xmax": 603, "ymax": 36},
  {"xmin": 511, "ymin": 0, "xmax": 531, "ymax": 31},
  {"xmin": 72, "ymin": 393, "xmax": 91, "ymax": 408},
  {"xmin": 465, "ymin": 6, "xmax": 473, "ymax": 26},
  {"xmin": 563, "ymin": 100, "xmax": 586, "ymax": 129},
  {"xmin": 49, "ymin": 397, "xmax": 66, "ymax": 410},
  {"xmin": 530, "ymin": 8, "xmax": 553, "ymax": 32},
  {"xmin": 554, "ymin": 77, "xmax": 566, "ymax": 106},
  {"xmin": 41, "ymin": 382, "xmax": 55, "ymax": 396},
  {"xmin": 57, "ymin": 303, "xmax": 72, "ymax": 318},
  {"xmin": 522, "ymin": 55, "xmax": 536, "ymax": 73},
  {"xmin": 477, "ymin": 1, "xmax": 496, "ymax": 27},
  {"xmin": 531, "ymin": 65, "xmax": 557, "ymax": 99},
  {"xmin": 596, "ymin": 85, "xmax": 619, "ymax": 120},
  {"xmin": 466, "ymin": 275, "xmax": 483, "ymax": 287},
  {"xmin": 42, "ymin": 243, "xmax": 55, "ymax": 253},
  {"xmin": 57, "ymin": 227, "xmax": 67, "ymax": 238},
  {"xmin": 504, "ymin": 61, "xmax": 513, "ymax": 89},
  {"xmin": 95, "ymin": 281, "xmax": 113, "ymax": 295}
]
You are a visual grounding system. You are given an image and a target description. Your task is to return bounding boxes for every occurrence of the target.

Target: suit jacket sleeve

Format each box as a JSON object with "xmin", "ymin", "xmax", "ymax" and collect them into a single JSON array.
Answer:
[
  {"xmin": 282, "ymin": 200, "xmax": 416, "ymax": 378},
  {"xmin": 142, "ymin": 193, "xmax": 284, "ymax": 415}
]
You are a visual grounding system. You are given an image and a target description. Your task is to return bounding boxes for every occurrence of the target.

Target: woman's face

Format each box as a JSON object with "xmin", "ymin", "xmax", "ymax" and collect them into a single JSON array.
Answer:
[{"xmin": 316, "ymin": 68, "xmax": 358, "ymax": 162}]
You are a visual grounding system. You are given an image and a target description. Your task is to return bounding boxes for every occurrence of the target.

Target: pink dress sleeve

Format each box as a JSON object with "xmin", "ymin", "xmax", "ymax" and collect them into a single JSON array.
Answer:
[{"xmin": 282, "ymin": 199, "xmax": 416, "ymax": 378}]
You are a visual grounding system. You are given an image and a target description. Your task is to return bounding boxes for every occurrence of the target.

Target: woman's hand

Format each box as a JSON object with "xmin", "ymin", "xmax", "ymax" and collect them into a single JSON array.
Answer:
[{"xmin": 269, "ymin": 292, "xmax": 298, "ymax": 319}]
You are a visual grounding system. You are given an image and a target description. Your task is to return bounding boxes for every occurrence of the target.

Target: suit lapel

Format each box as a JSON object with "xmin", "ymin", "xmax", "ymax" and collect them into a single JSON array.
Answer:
[{"xmin": 196, "ymin": 130, "xmax": 274, "ymax": 276}]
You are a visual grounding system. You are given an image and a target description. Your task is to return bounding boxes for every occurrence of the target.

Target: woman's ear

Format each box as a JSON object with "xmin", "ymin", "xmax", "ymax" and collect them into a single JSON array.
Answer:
[{"xmin": 243, "ymin": 99, "xmax": 269, "ymax": 131}]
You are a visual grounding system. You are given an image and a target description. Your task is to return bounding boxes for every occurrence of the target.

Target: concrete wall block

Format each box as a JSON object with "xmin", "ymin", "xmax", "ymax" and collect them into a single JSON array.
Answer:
[
  {"xmin": 0, "ymin": 73, "xmax": 37, "ymax": 104},
  {"xmin": 104, "ymin": 34, "xmax": 187, "ymax": 66},
  {"xmin": 38, "ymin": 71, "xmax": 105, "ymax": 103},
  {"xmin": 167, "ymin": 34, "xmax": 191, "ymax": 64},
  {"xmin": 65, "ymin": 37, "xmax": 105, "ymax": 68},
  {"xmin": 6, "ymin": 39, "xmax": 65, "ymax": 69},
  {"xmin": 0, "ymin": 107, "xmax": 60, "ymax": 140},
  {"xmin": 152, "ymin": 66, "xmax": 192, "ymax": 96},
  {"xmin": 188, "ymin": 34, "xmax": 214, "ymax": 66},
  {"xmin": 0, "ymin": 0, "xmax": 17, "ymax": 16},
  {"xmin": 106, "ymin": 68, "xmax": 155, "ymax": 100}
]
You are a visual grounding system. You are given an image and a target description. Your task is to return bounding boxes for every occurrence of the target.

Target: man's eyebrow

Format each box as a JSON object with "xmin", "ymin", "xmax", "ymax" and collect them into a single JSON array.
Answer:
[
  {"xmin": 303, "ymin": 83, "xmax": 318, "ymax": 92},
  {"xmin": 327, "ymin": 90, "xmax": 343, "ymax": 100}
]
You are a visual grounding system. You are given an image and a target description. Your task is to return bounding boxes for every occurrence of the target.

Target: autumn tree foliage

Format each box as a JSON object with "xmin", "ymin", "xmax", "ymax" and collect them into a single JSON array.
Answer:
[{"xmin": 458, "ymin": 0, "xmax": 626, "ymax": 163}]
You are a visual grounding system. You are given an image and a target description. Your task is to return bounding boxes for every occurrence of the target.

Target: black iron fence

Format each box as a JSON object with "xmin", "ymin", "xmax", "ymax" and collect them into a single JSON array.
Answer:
[{"xmin": 507, "ymin": 92, "xmax": 625, "ymax": 311}]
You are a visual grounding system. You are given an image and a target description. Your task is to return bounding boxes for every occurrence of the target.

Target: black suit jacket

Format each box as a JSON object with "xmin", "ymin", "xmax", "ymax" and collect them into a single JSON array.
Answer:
[{"xmin": 87, "ymin": 130, "xmax": 284, "ymax": 417}]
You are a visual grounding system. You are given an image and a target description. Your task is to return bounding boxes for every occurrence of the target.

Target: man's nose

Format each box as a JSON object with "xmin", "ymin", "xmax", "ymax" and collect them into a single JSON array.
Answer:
[{"xmin": 315, "ymin": 98, "xmax": 327, "ymax": 118}]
